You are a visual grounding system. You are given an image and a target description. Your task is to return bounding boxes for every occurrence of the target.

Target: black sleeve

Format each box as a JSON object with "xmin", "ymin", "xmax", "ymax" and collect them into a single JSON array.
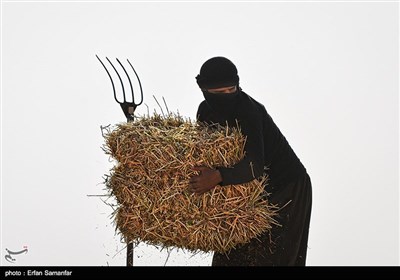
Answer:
[
  {"xmin": 196, "ymin": 100, "xmax": 266, "ymax": 186},
  {"xmin": 217, "ymin": 109, "xmax": 265, "ymax": 186}
]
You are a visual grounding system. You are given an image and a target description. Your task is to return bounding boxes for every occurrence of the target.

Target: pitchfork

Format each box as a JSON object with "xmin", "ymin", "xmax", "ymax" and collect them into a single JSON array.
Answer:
[
  {"xmin": 96, "ymin": 55, "xmax": 144, "ymax": 266},
  {"xmin": 96, "ymin": 55, "xmax": 143, "ymax": 122}
]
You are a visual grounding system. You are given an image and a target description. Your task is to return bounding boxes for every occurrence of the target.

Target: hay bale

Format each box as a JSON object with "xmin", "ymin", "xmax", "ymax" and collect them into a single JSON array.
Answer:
[{"xmin": 102, "ymin": 113, "xmax": 277, "ymax": 253}]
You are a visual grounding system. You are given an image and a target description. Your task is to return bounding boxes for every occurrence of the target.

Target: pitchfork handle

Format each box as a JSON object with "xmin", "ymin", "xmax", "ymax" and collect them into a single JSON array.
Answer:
[{"xmin": 126, "ymin": 116, "xmax": 135, "ymax": 266}]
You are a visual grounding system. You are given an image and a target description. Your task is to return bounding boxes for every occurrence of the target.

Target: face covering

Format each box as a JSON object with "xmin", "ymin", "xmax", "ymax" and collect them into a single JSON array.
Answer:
[{"xmin": 202, "ymin": 87, "xmax": 242, "ymax": 117}]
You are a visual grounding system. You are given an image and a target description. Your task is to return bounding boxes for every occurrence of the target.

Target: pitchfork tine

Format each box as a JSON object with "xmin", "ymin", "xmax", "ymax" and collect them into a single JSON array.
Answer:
[
  {"xmin": 116, "ymin": 58, "xmax": 134, "ymax": 104},
  {"xmin": 106, "ymin": 57, "xmax": 126, "ymax": 102},
  {"xmin": 127, "ymin": 59, "xmax": 144, "ymax": 106},
  {"xmin": 96, "ymin": 55, "xmax": 119, "ymax": 104}
]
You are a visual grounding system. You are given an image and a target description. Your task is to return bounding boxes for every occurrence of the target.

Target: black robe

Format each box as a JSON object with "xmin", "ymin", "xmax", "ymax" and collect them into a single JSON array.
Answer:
[{"xmin": 197, "ymin": 89, "xmax": 312, "ymax": 266}]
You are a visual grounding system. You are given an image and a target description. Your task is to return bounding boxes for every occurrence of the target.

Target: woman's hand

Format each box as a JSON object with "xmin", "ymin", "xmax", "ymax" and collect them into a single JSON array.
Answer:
[{"xmin": 188, "ymin": 166, "xmax": 223, "ymax": 195}]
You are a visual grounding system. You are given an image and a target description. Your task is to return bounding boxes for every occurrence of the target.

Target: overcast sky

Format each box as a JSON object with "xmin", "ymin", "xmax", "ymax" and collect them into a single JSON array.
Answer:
[{"xmin": 1, "ymin": 0, "xmax": 398, "ymax": 266}]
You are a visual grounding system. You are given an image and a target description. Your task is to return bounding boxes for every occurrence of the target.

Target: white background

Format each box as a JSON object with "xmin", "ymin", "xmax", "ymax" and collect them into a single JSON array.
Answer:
[{"xmin": 1, "ymin": 0, "xmax": 398, "ymax": 266}]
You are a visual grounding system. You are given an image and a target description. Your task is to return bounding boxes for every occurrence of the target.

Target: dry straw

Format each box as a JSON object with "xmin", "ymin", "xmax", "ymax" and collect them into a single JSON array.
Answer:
[{"xmin": 102, "ymin": 113, "xmax": 278, "ymax": 253}]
